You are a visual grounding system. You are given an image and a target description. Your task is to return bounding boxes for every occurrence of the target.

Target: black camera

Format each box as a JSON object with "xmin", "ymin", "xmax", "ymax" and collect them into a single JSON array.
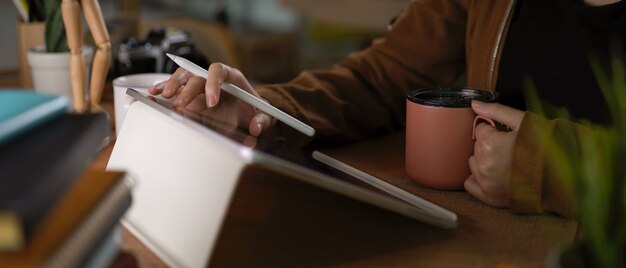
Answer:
[{"xmin": 113, "ymin": 27, "xmax": 209, "ymax": 76}]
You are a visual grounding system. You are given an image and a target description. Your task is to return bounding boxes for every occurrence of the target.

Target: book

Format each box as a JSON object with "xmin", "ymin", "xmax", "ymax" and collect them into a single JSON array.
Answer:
[
  {"xmin": 0, "ymin": 90, "xmax": 68, "ymax": 146},
  {"xmin": 0, "ymin": 112, "xmax": 109, "ymax": 250},
  {"xmin": 0, "ymin": 171, "xmax": 132, "ymax": 267},
  {"xmin": 81, "ymin": 225, "xmax": 123, "ymax": 268}
]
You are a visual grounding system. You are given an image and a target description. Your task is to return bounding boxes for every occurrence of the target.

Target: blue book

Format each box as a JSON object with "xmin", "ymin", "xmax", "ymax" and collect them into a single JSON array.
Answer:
[{"xmin": 0, "ymin": 90, "xmax": 68, "ymax": 145}]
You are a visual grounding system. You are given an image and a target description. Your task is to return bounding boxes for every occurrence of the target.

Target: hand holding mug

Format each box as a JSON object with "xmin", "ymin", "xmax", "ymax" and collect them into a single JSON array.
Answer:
[{"xmin": 465, "ymin": 101, "xmax": 525, "ymax": 208}]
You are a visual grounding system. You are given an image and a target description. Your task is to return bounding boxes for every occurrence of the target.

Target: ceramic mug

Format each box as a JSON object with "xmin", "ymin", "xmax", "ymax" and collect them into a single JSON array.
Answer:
[
  {"xmin": 112, "ymin": 73, "xmax": 170, "ymax": 135},
  {"xmin": 405, "ymin": 87, "xmax": 498, "ymax": 190}
]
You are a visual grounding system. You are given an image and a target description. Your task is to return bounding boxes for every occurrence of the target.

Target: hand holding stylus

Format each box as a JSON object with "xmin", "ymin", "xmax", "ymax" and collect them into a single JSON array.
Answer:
[{"xmin": 149, "ymin": 55, "xmax": 315, "ymax": 137}]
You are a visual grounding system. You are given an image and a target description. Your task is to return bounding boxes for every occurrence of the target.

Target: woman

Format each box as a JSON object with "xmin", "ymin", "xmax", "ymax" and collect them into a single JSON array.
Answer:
[{"xmin": 150, "ymin": 0, "xmax": 625, "ymax": 218}]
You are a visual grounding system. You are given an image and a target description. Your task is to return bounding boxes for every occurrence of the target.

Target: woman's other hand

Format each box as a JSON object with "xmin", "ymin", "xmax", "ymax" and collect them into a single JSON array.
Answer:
[{"xmin": 465, "ymin": 101, "xmax": 525, "ymax": 208}]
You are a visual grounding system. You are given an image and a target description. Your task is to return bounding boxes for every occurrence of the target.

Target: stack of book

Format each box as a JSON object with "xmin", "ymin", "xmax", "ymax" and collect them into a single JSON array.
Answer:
[{"xmin": 0, "ymin": 90, "xmax": 133, "ymax": 267}]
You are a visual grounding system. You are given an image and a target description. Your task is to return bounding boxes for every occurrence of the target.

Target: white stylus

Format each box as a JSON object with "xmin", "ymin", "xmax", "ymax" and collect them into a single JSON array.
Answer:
[{"xmin": 166, "ymin": 53, "xmax": 315, "ymax": 137}]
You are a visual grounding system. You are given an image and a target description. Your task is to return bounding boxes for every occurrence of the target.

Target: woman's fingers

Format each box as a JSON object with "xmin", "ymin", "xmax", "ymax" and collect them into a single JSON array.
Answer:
[
  {"xmin": 464, "ymin": 174, "xmax": 509, "ymax": 208},
  {"xmin": 174, "ymin": 76, "xmax": 207, "ymax": 108},
  {"xmin": 148, "ymin": 81, "xmax": 166, "ymax": 95},
  {"xmin": 205, "ymin": 63, "xmax": 258, "ymax": 108},
  {"xmin": 205, "ymin": 63, "xmax": 226, "ymax": 107},
  {"xmin": 464, "ymin": 175, "xmax": 488, "ymax": 202},
  {"xmin": 161, "ymin": 68, "xmax": 194, "ymax": 98},
  {"xmin": 248, "ymin": 113, "xmax": 275, "ymax": 137},
  {"xmin": 471, "ymin": 101, "xmax": 525, "ymax": 131},
  {"xmin": 152, "ymin": 62, "xmax": 275, "ymax": 137}
]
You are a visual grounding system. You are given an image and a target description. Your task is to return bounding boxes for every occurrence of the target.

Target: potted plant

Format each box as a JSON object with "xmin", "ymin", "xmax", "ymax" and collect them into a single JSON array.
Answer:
[
  {"xmin": 534, "ymin": 55, "xmax": 626, "ymax": 267},
  {"xmin": 26, "ymin": 0, "xmax": 93, "ymax": 111}
]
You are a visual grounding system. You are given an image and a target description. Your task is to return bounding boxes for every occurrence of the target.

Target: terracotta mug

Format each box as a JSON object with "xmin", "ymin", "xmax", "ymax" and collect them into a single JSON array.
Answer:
[{"xmin": 405, "ymin": 87, "xmax": 498, "ymax": 190}]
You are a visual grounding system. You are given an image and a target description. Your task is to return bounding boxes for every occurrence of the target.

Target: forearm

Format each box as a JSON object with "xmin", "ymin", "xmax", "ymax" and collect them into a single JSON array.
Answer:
[
  {"xmin": 257, "ymin": 0, "xmax": 469, "ymax": 143},
  {"xmin": 510, "ymin": 112, "xmax": 583, "ymax": 218}
]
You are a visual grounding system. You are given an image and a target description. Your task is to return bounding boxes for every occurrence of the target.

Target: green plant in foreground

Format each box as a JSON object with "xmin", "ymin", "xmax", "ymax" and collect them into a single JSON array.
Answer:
[
  {"xmin": 44, "ymin": 0, "xmax": 68, "ymax": 53},
  {"xmin": 527, "ymin": 52, "xmax": 626, "ymax": 267}
]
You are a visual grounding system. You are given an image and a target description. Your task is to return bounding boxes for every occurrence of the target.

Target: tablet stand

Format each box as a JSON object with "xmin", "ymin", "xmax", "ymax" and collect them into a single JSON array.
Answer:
[{"xmin": 107, "ymin": 101, "xmax": 247, "ymax": 268}]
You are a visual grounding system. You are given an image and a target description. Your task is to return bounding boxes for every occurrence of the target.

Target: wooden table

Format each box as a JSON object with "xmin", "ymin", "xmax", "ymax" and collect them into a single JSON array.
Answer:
[{"xmin": 2, "ymin": 73, "xmax": 577, "ymax": 267}]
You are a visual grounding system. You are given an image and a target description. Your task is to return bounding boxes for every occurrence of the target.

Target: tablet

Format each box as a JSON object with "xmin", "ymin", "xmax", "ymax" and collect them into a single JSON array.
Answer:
[{"xmin": 109, "ymin": 88, "xmax": 457, "ymax": 267}]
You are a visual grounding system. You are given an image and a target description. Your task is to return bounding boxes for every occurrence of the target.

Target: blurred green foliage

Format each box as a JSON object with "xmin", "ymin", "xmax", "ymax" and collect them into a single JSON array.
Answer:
[
  {"xmin": 526, "ymin": 49, "xmax": 626, "ymax": 267},
  {"xmin": 44, "ymin": 0, "xmax": 68, "ymax": 53}
]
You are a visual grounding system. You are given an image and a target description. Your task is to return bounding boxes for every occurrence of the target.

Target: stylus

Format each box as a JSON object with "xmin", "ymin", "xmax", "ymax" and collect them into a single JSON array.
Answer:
[
  {"xmin": 166, "ymin": 53, "xmax": 316, "ymax": 137},
  {"xmin": 312, "ymin": 151, "xmax": 458, "ymax": 223}
]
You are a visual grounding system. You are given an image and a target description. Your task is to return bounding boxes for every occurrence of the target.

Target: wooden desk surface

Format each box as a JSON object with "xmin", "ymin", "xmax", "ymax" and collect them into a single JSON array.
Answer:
[
  {"xmin": 2, "ymin": 73, "xmax": 576, "ymax": 267},
  {"xmin": 94, "ymin": 131, "xmax": 576, "ymax": 268}
]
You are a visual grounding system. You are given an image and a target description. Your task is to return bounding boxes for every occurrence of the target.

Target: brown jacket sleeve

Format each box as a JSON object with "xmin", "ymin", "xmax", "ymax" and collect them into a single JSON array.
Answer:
[
  {"xmin": 256, "ymin": 0, "xmax": 469, "ymax": 143},
  {"xmin": 510, "ymin": 111, "xmax": 587, "ymax": 218}
]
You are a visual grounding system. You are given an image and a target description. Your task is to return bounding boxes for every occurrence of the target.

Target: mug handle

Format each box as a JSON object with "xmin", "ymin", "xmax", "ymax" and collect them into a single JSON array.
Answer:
[
  {"xmin": 472, "ymin": 115, "xmax": 496, "ymax": 140},
  {"xmin": 472, "ymin": 115, "xmax": 512, "ymax": 140}
]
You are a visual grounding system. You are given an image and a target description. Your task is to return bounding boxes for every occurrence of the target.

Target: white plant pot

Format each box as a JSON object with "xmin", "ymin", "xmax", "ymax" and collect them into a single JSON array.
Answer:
[{"xmin": 27, "ymin": 45, "xmax": 94, "ymax": 111}]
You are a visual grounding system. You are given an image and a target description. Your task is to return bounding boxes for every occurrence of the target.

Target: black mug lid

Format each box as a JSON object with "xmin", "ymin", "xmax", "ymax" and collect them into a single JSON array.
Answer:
[{"xmin": 407, "ymin": 87, "xmax": 498, "ymax": 108}]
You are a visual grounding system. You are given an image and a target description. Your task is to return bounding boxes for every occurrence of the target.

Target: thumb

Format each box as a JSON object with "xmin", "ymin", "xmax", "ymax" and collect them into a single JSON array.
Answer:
[
  {"xmin": 471, "ymin": 100, "xmax": 525, "ymax": 130},
  {"xmin": 248, "ymin": 113, "xmax": 274, "ymax": 137}
]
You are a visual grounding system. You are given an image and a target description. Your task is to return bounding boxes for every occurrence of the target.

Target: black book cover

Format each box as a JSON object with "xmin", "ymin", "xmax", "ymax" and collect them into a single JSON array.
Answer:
[{"xmin": 0, "ymin": 112, "xmax": 109, "ymax": 249}]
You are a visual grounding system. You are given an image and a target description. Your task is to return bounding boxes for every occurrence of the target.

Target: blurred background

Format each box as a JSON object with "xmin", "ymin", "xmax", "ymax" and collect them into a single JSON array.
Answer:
[{"xmin": 3, "ymin": 0, "xmax": 409, "ymax": 85}]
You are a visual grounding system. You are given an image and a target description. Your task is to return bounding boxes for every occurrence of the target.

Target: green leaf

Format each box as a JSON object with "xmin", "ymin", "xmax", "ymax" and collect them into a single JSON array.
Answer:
[
  {"xmin": 529, "ymin": 52, "xmax": 626, "ymax": 267},
  {"xmin": 44, "ymin": 0, "xmax": 68, "ymax": 53}
]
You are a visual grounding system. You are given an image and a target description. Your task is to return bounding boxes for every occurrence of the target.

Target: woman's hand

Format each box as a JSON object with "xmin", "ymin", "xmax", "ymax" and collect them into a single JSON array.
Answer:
[
  {"xmin": 465, "ymin": 101, "xmax": 525, "ymax": 208},
  {"xmin": 148, "ymin": 63, "xmax": 275, "ymax": 137}
]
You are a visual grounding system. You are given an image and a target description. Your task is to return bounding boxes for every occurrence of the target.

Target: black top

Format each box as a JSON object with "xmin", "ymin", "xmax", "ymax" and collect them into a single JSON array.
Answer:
[{"xmin": 496, "ymin": 0, "xmax": 626, "ymax": 125}]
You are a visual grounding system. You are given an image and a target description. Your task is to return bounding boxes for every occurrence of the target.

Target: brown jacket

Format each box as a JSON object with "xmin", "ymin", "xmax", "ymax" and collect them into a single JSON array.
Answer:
[{"xmin": 256, "ymin": 0, "xmax": 577, "ymax": 217}]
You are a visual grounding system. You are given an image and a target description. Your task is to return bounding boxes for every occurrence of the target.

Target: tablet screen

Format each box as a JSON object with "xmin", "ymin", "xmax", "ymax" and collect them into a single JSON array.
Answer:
[{"xmin": 125, "ymin": 88, "xmax": 350, "ymax": 181}]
